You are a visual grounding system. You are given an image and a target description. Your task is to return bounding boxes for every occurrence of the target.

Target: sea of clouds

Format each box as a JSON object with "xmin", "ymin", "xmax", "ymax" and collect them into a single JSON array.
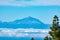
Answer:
[{"xmin": 0, "ymin": 28, "xmax": 50, "ymax": 38}]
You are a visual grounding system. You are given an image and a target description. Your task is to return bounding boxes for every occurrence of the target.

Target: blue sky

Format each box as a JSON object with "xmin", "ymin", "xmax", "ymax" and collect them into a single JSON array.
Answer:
[{"xmin": 0, "ymin": 0, "xmax": 60, "ymax": 24}]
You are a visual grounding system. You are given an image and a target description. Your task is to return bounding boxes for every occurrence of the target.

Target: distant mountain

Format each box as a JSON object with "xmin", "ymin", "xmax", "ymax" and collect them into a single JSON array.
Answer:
[
  {"xmin": 0, "ymin": 17, "xmax": 51, "ymax": 29},
  {"xmin": 13, "ymin": 16, "xmax": 44, "ymax": 24}
]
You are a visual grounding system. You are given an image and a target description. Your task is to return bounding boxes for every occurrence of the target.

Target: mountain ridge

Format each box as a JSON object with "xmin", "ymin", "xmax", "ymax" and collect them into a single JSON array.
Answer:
[{"xmin": 0, "ymin": 16, "xmax": 50, "ymax": 29}]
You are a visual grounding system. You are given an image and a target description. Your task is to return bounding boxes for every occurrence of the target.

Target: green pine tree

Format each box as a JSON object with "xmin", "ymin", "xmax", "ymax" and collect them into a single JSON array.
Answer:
[
  {"xmin": 44, "ymin": 36, "xmax": 52, "ymax": 40},
  {"xmin": 44, "ymin": 15, "xmax": 60, "ymax": 40},
  {"xmin": 44, "ymin": 36, "xmax": 49, "ymax": 40}
]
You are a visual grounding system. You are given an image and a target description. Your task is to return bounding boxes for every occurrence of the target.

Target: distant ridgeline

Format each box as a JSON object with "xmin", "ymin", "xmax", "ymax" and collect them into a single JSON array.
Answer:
[
  {"xmin": 44, "ymin": 15, "xmax": 60, "ymax": 40},
  {"xmin": 0, "ymin": 16, "xmax": 50, "ymax": 29}
]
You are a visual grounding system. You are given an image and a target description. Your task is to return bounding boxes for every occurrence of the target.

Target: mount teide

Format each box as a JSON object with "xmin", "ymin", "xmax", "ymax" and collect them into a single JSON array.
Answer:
[{"xmin": 0, "ymin": 17, "xmax": 50, "ymax": 29}]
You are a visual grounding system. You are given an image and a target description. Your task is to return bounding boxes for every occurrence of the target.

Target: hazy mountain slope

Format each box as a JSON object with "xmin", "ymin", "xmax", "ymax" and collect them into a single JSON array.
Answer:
[{"xmin": 0, "ymin": 17, "xmax": 51, "ymax": 29}]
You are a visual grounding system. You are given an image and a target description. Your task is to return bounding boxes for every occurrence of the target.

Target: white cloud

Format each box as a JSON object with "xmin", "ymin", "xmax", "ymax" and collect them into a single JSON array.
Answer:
[
  {"xmin": 0, "ymin": 0, "xmax": 60, "ymax": 6},
  {"xmin": 0, "ymin": 28, "xmax": 49, "ymax": 38}
]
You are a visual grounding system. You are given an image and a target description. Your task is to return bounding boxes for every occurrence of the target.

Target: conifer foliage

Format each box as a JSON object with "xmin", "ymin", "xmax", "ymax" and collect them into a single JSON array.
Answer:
[
  {"xmin": 31, "ymin": 37, "xmax": 34, "ymax": 40},
  {"xmin": 44, "ymin": 15, "xmax": 60, "ymax": 40}
]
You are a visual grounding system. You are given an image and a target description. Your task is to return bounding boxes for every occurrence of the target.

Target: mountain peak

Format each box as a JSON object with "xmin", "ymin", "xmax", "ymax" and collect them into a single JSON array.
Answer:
[
  {"xmin": 14, "ymin": 16, "xmax": 44, "ymax": 24},
  {"xmin": 25, "ymin": 16, "xmax": 35, "ymax": 20},
  {"xmin": 27, "ymin": 16, "xmax": 33, "ymax": 18}
]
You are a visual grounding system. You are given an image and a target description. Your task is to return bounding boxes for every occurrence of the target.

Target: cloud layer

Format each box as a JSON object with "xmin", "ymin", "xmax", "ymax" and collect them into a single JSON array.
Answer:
[
  {"xmin": 0, "ymin": 0, "xmax": 60, "ymax": 6},
  {"xmin": 0, "ymin": 28, "xmax": 49, "ymax": 38}
]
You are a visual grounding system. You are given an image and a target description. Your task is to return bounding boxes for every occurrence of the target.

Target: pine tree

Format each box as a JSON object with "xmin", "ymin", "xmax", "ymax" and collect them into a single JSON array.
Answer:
[
  {"xmin": 49, "ymin": 15, "xmax": 59, "ymax": 40},
  {"xmin": 31, "ymin": 37, "xmax": 34, "ymax": 40},
  {"xmin": 44, "ymin": 15, "xmax": 60, "ymax": 40},
  {"xmin": 44, "ymin": 36, "xmax": 49, "ymax": 40},
  {"xmin": 44, "ymin": 36, "xmax": 52, "ymax": 40}
]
